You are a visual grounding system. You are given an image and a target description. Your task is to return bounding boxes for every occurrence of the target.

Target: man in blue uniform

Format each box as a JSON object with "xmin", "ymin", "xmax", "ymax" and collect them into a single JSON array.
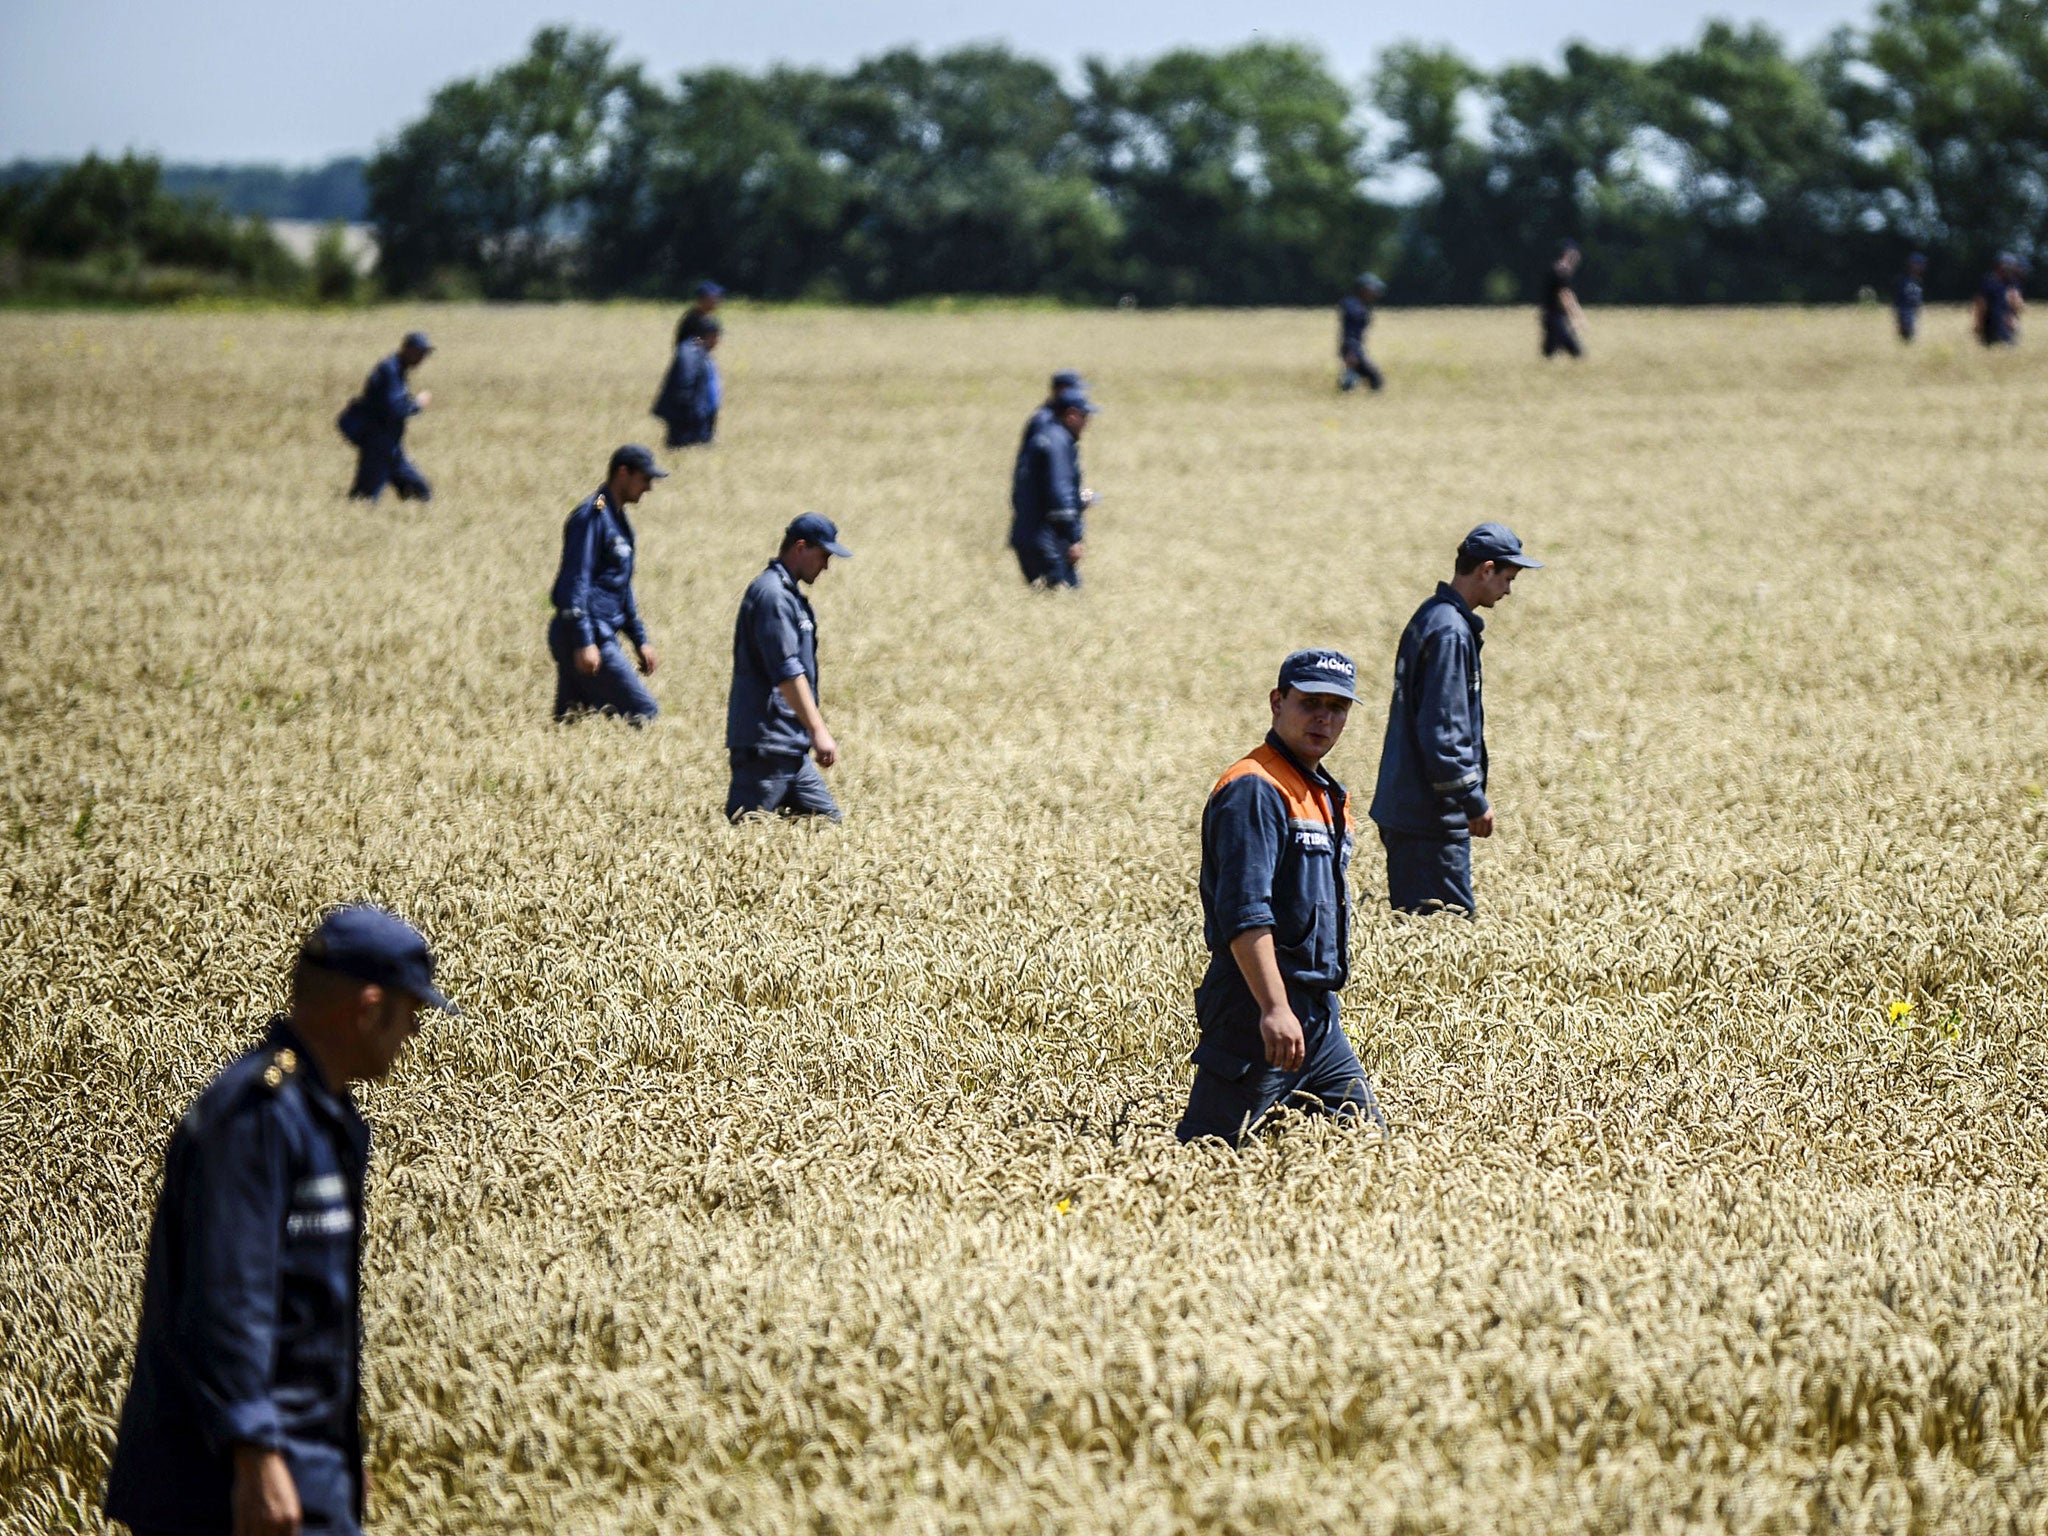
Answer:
[
  {"xmin": 549, "ymin": 444, "xmax": 668, "ymax": 725},
  {"xmin": 1338, "ymin": 273, "xmax": 1386, "ymax": 391},
  {"xmin": 338, "ymin": 331, "xmax": 433, "ymax": 502},
  {"xmin": 727, "ymin": 512, "xmax": 851, "ymax": 822},
  {"xmin": 652, "ymin": 318, "xmax": 722, "ymax": 447},
  {"xmin": 675, "ymin": 280, "xmax": 725, "ymax": 346},
  {"xmin": 1539, "ymin": 242, "xmax": 1586, "ymax": 359},
  {"xmin": 1016, "ymin": 370, "xmax": 1086, "ymax": 452},
  {"xmin": 1369, "ymin": 522, "xmax": 1543, "ymax": 916},
  {"xmin": 1177, "ymin": 650, "xmax": 1386, "ymax": 1148},
  {"xmin": 1009, "ymin": 383, "xmax": 1097, "ymax": 589},
  {"xmin": 1894, "ymin": 253, "xmax": 1927, "ymax": 342},
  {"xmin": 104, "ymin": 905, "xmax": 455, "ymax": 1536},
  {"xmin": 1975, "ymin": 253, "xmax": 2027, "ymax": 346}
]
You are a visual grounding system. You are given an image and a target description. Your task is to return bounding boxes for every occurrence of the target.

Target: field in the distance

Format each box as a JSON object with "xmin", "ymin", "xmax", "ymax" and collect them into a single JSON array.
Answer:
[{"xmin": 3, "ymin": 302, "xmax": 2047, "ymax": 1534}]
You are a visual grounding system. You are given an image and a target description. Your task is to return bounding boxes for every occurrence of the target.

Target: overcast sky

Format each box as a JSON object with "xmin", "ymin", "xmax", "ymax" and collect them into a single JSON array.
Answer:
[{"xmin": 3, "ymin": 0, "xmax": 1878, "ymax": 165}]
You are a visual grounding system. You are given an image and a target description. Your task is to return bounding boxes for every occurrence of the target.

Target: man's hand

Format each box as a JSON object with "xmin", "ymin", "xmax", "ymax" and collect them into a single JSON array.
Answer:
[
  {"xmin": 232, "ymin": 1445, "xmax": 301, "ymax": 1536},
  {"xmin": 414, "ymin": 389, "xmax": 432, "ymax": 409},
  {"xmin": 1080, "ymin": 488, "xmax": 1097, "ymax": 508},
  {"xmin": 1468, "ymin": 809, "xmax": 1495, "ymax": 838},
  {"xmin": 636, "ymin": 641, "xmax": 659, "ymax": 677},
  {"xmin": 811, "ymin": 726, "xmax": 840, "ymax": 769},
  {"xmin": 574, "ymin": 644, "xmax": 602, "ymax": 676},
  {"xmin": 1259, "ymin": 1005, "xmax": 1306, "ymax": 1072},
  {"xmin": 1068, "ymin": 541, "xmax": 1085, "ymax": 565}
]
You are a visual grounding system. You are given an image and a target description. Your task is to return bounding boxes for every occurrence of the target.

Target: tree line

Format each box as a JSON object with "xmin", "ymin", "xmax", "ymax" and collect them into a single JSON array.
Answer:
[{"xmin": 369, "ymin": 0, "xmax": 2044, "ymax": 306}]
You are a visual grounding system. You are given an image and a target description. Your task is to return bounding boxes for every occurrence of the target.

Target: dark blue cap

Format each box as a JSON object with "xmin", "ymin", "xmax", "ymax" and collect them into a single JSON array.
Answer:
[
  {"xmin": 696, "ymin": 281, "xmax": 725, "ymax": 299},
  {"xmin": 1459, "ymin": 521, "xmax": 1543, "ymax": 569},
  {"xmin": 1356, "ymin": 272, "xmax": 1385, "ymax": 293},
  {"xmin": 1050, "ymin": 370, "xmax": 1086, "ymax": 391},
  {"xmin": 1052, "ymin": 385, "xmax": 1100, "ymax": 415},
  {"xmin": 1907, "ymin": 252, "xmax": 1927, "ymax": 265},
  {"xmin": 1278, "ymin": 648, "xmax": 1361, "ymax": 702},
  {"xmin": 1557, "ymin": 238, "xmax": 1581, "ymax": 255},
  {"xmin": 402, "ymin": 330, "xmax": 433, "ymax": 353},
  {"xmin": 609, "ymin": 443, "xmax": 669, "ymax": 479},
  {"xmin": 299, "ymin": 905, "xmax": 455, "ymax": 1014},
  {"xmin": 785, "ymin": 511, "xmax": 850, "ymax": 557}
]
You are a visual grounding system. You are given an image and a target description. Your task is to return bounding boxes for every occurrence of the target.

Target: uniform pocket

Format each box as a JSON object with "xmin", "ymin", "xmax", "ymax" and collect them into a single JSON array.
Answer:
[{"xmin": 1190, "ymin": 1041, "xmax": 1256, "ymax": 1082}]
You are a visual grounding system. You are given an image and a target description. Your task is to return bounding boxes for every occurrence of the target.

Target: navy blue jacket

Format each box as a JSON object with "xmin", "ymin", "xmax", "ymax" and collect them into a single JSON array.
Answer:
[
  {"xmin": 551, "ymin": 485, "xmax": 647, "ymax": 651},
  {"xmin": 1978, "ymin": 273, "xmax": 2020, "ymax": 343},
  {"xmin": 1369, "ymin": 582, "xmax": 1490, "ymax": 838},
  {"xmin": 340, "ymin": 354, "xmax": 419, "ymax": 447},
  {"xmin": 1339, "ymin": 294, "xmax": 1372, "ymax": 354},
  {"xmin": 105, "ymin": 1019, "xmax": 369, "ymax": 1536},
  {"xmin": 1196, "ymin": 735, "xmax": 1354, "ymax": 1056},
  {"xmin": 1010, "ymin": 415, "xmax": 1084, "ymax": 549},
  {"xmin": 1894, "ymin": 274, "xmax": 1923, "ymax": 316},
  {"xmin": 727, "ymin": 559, "xmax": 820, "ymax": 756},
  {"xmin": 652, "ymin": 340, "xmax": 718, "ymax": 443}
]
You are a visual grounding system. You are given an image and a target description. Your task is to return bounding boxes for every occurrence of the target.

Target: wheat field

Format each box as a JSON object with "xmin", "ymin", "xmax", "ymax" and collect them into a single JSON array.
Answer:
[{"xmin": 2, "ymin": 300, "xmax": 2046, "ymax": 1534}]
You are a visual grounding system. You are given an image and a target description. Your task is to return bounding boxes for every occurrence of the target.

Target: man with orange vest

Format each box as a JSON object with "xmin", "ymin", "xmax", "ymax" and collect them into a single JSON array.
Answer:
[{"xmin": 1176, "ymin": 649, "xmax": 1385, "ymax": 1147}]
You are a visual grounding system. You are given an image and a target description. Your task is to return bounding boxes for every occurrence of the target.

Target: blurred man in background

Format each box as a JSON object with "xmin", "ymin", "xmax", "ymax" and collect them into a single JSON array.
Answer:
[
  {"xmin": 337, "ymin": 331, "xmax": 433, "ymax": 502},
  {"xmin": 653, "ymin": 318, "xmax": 722, "ymax": 447},
  {"xmin": 548, "ymin": 445, "xmax": 668, "ymax": 725},
  {"xmin": 727, "ymin": 513, "xmax": 850, "ymax": 822},
  {"xmin": 1369, "ymin": 523, "xmax": 1543, "ymax": 916},
  {"xmin": 1177, "ymin": 649, "xmax": 1385, "ymax": 1148},
  {"xmin": 1338, "ymin": 273, "xmax": 1386, "ymax": 392},
  {"xmin": 1894, "ymin": 252, "xmax": 1927, "ymax": 342},
  {"xmin": 1975, "ymin": 253, "xmax": 2027, "ymax": 346},
  {"xmin": 1017, "ymin": 370, "xmax": 1087, "ymax": 452},
  {"xmin": 105, "ymin": 905, "xmax": 455, "ymax": 1536},
  {"xmin": 675, "ymin": 280, "xmax": 725, "ymax": 346},
  {"xmin": 1009, "ymin": 383, "xmax": 1098, "ymax": 589},
  {"xmin": 1539, "ymin": 242, "xmax": 1586, "ymax": 360}
]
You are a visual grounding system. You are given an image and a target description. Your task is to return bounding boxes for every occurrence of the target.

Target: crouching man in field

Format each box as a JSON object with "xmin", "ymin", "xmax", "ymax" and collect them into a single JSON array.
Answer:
[
  {"xmin": 104, "ymin": 905, "xmax": 456, "ymax": 1536},
  {"xmin": 1177, "ymin": 650, "xmax": 1386, "ymax": 1148}
]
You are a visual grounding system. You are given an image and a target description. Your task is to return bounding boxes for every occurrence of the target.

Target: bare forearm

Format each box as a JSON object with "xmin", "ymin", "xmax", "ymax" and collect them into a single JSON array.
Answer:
[
  {"xmin": 777, "ymin": 675, "xmax": 827, "ymax": 737},
  {"xmin": 1227, "ymin": 929, "xmax": 1288, "ymax": 1013}
]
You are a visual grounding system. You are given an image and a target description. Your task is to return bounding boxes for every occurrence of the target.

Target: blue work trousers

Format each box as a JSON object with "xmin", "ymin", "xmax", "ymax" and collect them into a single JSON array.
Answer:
[
  {"xmin": 726, "ymin": 751, "xmax": 842, "ymax": 822},
  {"xmin": 1541, "ymin": 315, "xmax": 1583, "ymax": 359},
  {"xmin": 1340, "ymin": 346, "xmax": 1384, "ymax": 392},
  {"xmin": 1013, "ymin": 529, "xmax": 1079, "ymax": 589},
  {"xmin": 548, "ymin": 616, "xmax": 657, "ymax": 724},
  {"xmin": 1380, "ymin": 829, "xmax": 1475, "ymax": 916},
  {"xmin": 1176, "ymin": 1004, "xmax": 1383, "ymax": 1148},
  {"xmin": 348, "ymin": 440, "xmax": 431, "ymax": 502}
]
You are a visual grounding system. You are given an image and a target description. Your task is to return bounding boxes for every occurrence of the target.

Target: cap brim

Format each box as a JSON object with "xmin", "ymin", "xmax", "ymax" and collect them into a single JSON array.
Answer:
[
  {"xmin": 1292, "ymin": 682, "xmax": 1360, "ymax": 702},
  {"xmin": 646, "ymin": 466, "xmax": 670, "ymax": 479},
  {"xmin": 1499, "ymin": 554, "xmax": 1544, "ymax": 569},
  {"xmin": 414, "ymin": 983, "xmax": 459, "ymax": 1015},
  {"xmin": 821, "ymin": 540, "xmax": 852, "ymax": 557}
]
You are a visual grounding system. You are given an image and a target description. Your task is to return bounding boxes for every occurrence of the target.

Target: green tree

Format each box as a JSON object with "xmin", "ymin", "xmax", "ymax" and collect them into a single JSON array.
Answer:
[{"xmin": 367, "ymin": 27, "xmax": 650, "ymax": 298}]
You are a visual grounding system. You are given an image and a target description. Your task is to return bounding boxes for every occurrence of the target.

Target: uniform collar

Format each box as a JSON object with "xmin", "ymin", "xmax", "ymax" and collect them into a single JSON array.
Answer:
[
  {"xmin": 1435, "ymin": 580, "xmax": 1484, "ymax": 635},
  {"xmin": 264, "ymin": 1015, "xmax": 365, "ymax": 1132},
  {"xmin": 769, "ymin": 558, "xmax": 805, "ymax": 595},
  {"xmin": 1262, "ymin": 730, "xmax": 1345, "ymax": 801}
]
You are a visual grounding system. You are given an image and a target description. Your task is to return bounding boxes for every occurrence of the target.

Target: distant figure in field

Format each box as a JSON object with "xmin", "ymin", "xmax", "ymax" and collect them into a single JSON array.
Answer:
[
  {"xmin": 338, "ymin": 331, "xmax": 433, "ymax": 502},
  {"xmin": 726, "ymin": 513, "xmax": 851, "ymax": 823},
  {"xmin": 1539, "ymin": 242, "xmax": 1587, "ymax": 360},
  {"xmin": 1176, "ymin": 649, "xmax": 1386, "ymax": 1148},
  {"xmin": 548, "ymin": 445, "xmax": 668, "ymax": 725},
  {"xmin": 675, "ymin": 280, "xmax": 724, "ymax": 346},
  {"xmin": 1894, "ymin": 253, "xmax": 1927, "ymax": 342},
  {"xmin": 1369, "ymin": 522, "xmax": 1543, "ymax": 917},
  {"xmin": 1338, "ymin": 273, "xmax": 1386, "ymax": 391},
  {"xmin": 1009, "ymin": 383, "xmax": 1098, "ymax": 589},
  {"xmin": 1974, "ymin": 253, "xmax": 2027, "ymax": 347},
  {"xmin": 652, "ymin": 317, "xmax": 722, "ymax": 447},
  {"xmin": 103, "ymin": 904, "xmax": 454, "ymax": 1536}
]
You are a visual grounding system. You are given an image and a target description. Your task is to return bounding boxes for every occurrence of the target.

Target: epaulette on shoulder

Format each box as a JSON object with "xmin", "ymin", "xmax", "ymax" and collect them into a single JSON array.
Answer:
[{"xmin": 259, "ymin": 1046, "xmax": 300, "ymax": 1093}]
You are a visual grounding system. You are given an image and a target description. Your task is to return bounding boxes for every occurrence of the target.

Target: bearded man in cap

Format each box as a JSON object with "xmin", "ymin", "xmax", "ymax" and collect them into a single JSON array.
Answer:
[
  {"xmin": 105, "ymin": 906, "xmax": 455, "ymax": 1536},
  {"xmin": 549, "ymin": 445, "xmax": 669, "ymax": 725},
  {"xmin": 1368, "ymin": 522, "xmax": 1543, "ymax": 916},
  {"xmin": 726, "ymin": 512, "xmax": 851, "ymax": 822},
  {"xmin": 1177, "ymin": 650, "xmax": 1386, "ymax": 1147},
  {"xmin": 338, "ymin": 330, "xmax": 434, "ymax": 502}
]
